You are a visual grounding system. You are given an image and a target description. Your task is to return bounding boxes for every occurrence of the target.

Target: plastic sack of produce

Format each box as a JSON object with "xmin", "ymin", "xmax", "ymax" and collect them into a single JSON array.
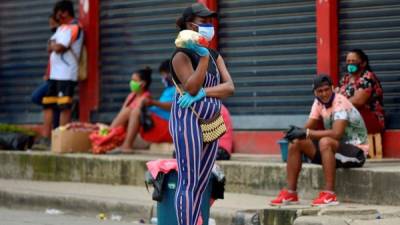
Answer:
[{"xmin": 89, "ymin": 126, "xmax": 126, "ymax": 154}]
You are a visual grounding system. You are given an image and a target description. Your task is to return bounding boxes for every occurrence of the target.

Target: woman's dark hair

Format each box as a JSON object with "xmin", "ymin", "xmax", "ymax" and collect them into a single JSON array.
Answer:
[
  {"xmin": 348, "ymin": 48, "xmax": 372, "ymax": 71},
  {"xmin": 159, "ymin": 59, "xmax": 170, "ymax": 74},
  {"xmin": 53, "ymin": 0, "xmax": 75, "ymax": 18},
  {"xmin": 176, "ymin": 15, "xmax": 195, "ymax": 31},
  {"xmin": 135, "ymin": 66, "xmax": 152, "ymax": 90},
  {"xmin": 49, "ymin": 14, "xmax": 57, "ymax": 21}
]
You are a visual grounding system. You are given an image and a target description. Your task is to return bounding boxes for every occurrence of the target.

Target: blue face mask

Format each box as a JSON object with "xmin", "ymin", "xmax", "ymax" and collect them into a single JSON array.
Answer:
[
  {"xmin": 347, "ymin": 64, "xmax": 359, "ymax": 74},
  {"xmin": 197, "ymin": 23, "xmax": 215, "ymax": 41},
  {"xmin": 161, "ymin": 76, "xmax": 173, "ymax": 87}
]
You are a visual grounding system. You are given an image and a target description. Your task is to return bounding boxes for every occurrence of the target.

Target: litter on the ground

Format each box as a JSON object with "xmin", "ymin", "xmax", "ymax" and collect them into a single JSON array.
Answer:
[
  {"xmin": 110, "ymin": 214, "xmax": 122, "ymax": 221},
  {"xmin": 45, "ymin": 208, "xmax": 63, "ymax": 215}
]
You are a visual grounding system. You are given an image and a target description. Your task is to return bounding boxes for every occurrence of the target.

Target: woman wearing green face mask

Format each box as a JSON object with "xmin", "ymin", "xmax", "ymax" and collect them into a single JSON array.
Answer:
[
  {"xmin": 109, "ymin": 67, "xmax": 152, "ymax": 153},
  {"xmin": 338, "ymin": 49, "xmax": 385, "ymax": 134}
]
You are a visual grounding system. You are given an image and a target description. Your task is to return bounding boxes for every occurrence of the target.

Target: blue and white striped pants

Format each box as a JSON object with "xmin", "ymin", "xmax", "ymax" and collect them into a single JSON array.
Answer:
[{"xmin": 169, "ymin": 98, "xmax": 221, "ymax": 225}]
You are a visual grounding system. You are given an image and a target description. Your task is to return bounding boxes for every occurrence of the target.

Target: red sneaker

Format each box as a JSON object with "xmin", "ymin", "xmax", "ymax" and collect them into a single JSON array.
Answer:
[
  {"xmin": 312, "ymin": 191, "xmax": 339, "ymax": 206},
  {"xmin": 270, "ymin": 189, "xmax": 299, "ymax": 206}
]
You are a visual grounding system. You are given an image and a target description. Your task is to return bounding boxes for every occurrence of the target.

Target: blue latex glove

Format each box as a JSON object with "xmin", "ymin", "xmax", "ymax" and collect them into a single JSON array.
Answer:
[
  {"xmin": 185, "ymin": 40, "xmax": 209, "ymax": 57},
  {"xmin": 178, "ymin": 88, "xmax": 206, "ymax": 108},
  {"xmin": 178, "ymin": 93, "xmax": 194, "ymax": 108},
  {"xmin": 193, "ymin": 88, "xmax": 206, "ymax": 102}
]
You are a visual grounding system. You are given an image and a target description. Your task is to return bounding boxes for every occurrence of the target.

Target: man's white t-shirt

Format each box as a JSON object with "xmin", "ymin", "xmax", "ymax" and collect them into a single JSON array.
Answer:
[{"xmin": 49, "ymin": 22, "xmax": 83, "ymax": 81}]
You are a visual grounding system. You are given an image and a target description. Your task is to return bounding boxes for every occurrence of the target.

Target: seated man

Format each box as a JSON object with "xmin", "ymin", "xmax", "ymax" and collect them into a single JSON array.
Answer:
[
  {"xmin": 270, "ymin": 75, "xmax": 368, "ymax": 206},
  {"xmin": 109, "ymin": 60, "xmax": 174, "ymax": 154}
]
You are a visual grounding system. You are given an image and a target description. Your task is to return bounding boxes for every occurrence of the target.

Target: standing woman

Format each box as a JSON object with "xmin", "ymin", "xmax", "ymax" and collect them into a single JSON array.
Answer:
[
  {"xmin": 169, "ymin": 3, "xmax": 234, "ymax": 225},
  {"xmin": 338, "ymin": 49, "xmax": 385, "ymax": 134}
]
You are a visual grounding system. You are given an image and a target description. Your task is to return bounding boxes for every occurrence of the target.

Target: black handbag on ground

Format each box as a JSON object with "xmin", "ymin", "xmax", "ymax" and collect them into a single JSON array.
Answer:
[{"xmin": 0, "ymin": 132, "xmax": 33, "ymax": 151}]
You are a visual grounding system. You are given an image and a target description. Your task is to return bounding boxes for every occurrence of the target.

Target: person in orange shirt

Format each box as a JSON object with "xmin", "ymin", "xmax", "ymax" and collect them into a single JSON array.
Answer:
[
  {"xmin": 31, "ymin": 14, "xmax": 60, "ymax": 148},
  {"xmin": 42, "ymin": 0, "xmax": 83, "ymax": 142},
  {"xmin": 31, "ymin": 14, "xmax": 59, "ymax": 106}
]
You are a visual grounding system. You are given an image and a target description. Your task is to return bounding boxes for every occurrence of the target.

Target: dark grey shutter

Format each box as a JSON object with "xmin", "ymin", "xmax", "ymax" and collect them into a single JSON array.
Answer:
[
  {"xmin": 218, "ymin": 0, "xmax": 316, "ymax": 129},
  {"xmin": 0, "ymin": 0, "xmax": 79, "ymax": 124},
  {"xmin": 339, "ymin": 0, "xmax": 400, "ymax": 128},
  {"xmin": 95, "ymin": 0, "xmax": 189, "ymax": 122}
]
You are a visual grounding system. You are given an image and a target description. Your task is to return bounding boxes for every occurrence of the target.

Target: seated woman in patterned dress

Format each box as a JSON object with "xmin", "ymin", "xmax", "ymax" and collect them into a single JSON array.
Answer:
[{"xmin": 338, "ymin": 49, "xmax": 385, "ymax": 134}]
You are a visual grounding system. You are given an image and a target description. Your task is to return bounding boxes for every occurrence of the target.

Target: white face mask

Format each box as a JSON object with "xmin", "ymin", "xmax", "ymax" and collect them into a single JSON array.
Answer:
[{"xmin": 195, "ymin": 23, "xmax": 215, "ymax": 41}]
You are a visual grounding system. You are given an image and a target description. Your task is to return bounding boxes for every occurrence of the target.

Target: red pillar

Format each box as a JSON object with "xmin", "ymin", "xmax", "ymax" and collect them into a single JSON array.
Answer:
[
  {"xmin": 78, "ymin": 0, "xmax": 100, "ymax": 122},
  {"xmin": 197, "ymin": 0, "xmax": 219, "ymax": 50},
  {"xmin": 316, "ymin": 0, "xmax": 339, "ymax": 85}
]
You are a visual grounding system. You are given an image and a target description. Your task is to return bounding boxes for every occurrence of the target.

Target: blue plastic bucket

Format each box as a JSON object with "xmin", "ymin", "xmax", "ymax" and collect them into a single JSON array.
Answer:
[
  {"xmin": 278, "ymin": 139, "xmax": 289, "ymax": 162},
  {"xmin": 157, "ymin": 171, "xmax": 212, "ymax": 225},
  {"xmin": 277, "ymin": 139, "xmax": 309, "ymax": 162}
]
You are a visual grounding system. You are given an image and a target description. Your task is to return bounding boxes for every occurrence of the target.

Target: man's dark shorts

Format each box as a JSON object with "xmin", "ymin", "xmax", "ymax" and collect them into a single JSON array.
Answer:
[
  {"xmin": 42, "ymin": 80, "xmax": 76, "ymax": 110},
  {"xmin": 311, "ymin": 140, "xmax": 366, "ymax": 168}
]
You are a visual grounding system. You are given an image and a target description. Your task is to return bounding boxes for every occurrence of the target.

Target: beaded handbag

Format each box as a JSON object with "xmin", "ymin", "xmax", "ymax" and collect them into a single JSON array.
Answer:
[
  {"xmin": 198, "ymin": 111, "xmax": 226, "ymax": 143},
  {"xmin": 172, "ymin": 80, "xmax": 226, "ymax": 143}
]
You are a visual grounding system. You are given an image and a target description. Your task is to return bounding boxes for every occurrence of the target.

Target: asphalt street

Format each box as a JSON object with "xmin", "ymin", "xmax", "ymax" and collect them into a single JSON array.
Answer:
[{"xmin": 0, "ymin": 208, "xmax": 149, "ymax": 225}]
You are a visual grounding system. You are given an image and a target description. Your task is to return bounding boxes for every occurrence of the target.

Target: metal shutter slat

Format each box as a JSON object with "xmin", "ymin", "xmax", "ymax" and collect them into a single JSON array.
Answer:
[
  {"xmin": 95, "ymin": 0, "xmax": 188, "ymax": 122},
  {"xmin": 219, "ymin": 0, "xmax": 316, "ymax": 128}
]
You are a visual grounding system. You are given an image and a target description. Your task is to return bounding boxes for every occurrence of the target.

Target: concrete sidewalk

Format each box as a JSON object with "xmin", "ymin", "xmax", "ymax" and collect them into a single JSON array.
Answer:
[
  {"xmin": 0, "ymin": 207, "xmax": 147, "ymax": 225},
  {"xmin": 1, "ymin": 151, "xmax": 400, "ymax": 206},
  {"xmin": 0, "ymin": 178, "xmax": 267, "ymax": 224},
  {"xmin": 1, "ymin": 179, "xmax": 400, "ymax": 225}
]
